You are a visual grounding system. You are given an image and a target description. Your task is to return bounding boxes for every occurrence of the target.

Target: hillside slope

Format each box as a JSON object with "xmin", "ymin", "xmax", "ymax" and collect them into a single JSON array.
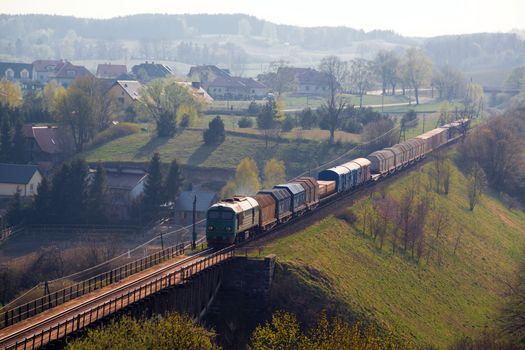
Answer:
[{"xmin": 260, "ymin": 157, "xmax": 525, "ymax": 348}]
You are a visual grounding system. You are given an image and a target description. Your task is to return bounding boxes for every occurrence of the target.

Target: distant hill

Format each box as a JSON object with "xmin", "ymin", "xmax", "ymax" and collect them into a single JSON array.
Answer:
[{"xmin": 0, "ymin": 13, "xmax": 524, "ymax": 80}]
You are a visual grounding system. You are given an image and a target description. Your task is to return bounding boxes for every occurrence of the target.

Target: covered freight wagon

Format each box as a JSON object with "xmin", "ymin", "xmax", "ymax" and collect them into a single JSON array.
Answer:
[
  {"xmin": 318, "ymin": 166, "xmax": 352, "ymax": 193},
  {"xmin": 253, "ymin": 193, "xmax": 278, "ymax": 231},
  {"xmin": 257, "ymin": 188, "xmax": 293, "ymax": 223},
  {"xmin": 341, "ymin": 161, "xmax": 360, "ymax": 189},
  {"xmin": 292, "ymin": 177, "xmax": 319, "ymax": 209},
  {"xmin": 274, "ymin": 183, "xmax": 307, "ymax": 215},
  {"xmin": 367, "ymin": 149, "xmax": 396, "ymax": 176},
  {"xmin": 349, "ymin": 158, "xmax": 371, "ymax": 185}
]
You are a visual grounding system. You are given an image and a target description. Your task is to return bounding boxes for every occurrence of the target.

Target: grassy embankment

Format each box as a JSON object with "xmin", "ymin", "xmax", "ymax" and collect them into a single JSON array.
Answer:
[{"xmin": 258, "ymin": 157, "xmax": 525, "ymax": 348}]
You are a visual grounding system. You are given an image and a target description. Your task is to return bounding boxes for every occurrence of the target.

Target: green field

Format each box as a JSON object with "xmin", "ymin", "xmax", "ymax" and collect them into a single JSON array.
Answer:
[
  {"xmin": 82, "ymin": 127, "xmax": 358, "ymax": 176},
  {"xmin": 282, "ymin": 93, "xmax": 410, "ymax": 110},
  {"xmin": 258, "ymin": 158, "xmax": 525, "ymax": 348}
]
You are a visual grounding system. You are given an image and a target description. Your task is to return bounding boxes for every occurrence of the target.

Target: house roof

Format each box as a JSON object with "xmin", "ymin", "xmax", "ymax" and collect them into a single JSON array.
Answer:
[
  {"xmin": 208, "ymin": 76, "xmax": 245, "ymax": 89},
  {"xmin": 0, "ymin": 163, "xmax": 40, "ymax": 185},
  {"xmin": 175, "ymin": 190, "xmax": 217, "ymax": 212},
  {"xmin": 238, "ymin": 77, "xmax": 266, "ymax": 89},
  {"xmin": 24, "ymin": 125, "xmax": 62, "ymax": 154},
  {"xmin": 187, "ymin": 65, "xmax": 231, "ymax": 79},
  {"xmin": 32, "ymin": 60, "xmax": 63, "ymax": 72},
  {"xmin": 278, "ymin": 67, "xmax": 331, "ymax": 85},
  {"xmin": 114, "ymin": 80, "xmax": 142, "ymax": 101},
  {"xmin": 96, "ymin": 64, "xmax": 127, "ymax": 78},
  {"xmin": 54, "ymin": 62, "xmax": 93, "ymax": 79},
  {"xmin": 0, "ymin": 62, "xmax": 33, "ymax": 79},
  {"xmin": 131, "ymin": 62, "xmax": 173, "ymax": 79},
  {"xmin": 176, "ymin": 82, "xmax": 213, "ymax": 103}
]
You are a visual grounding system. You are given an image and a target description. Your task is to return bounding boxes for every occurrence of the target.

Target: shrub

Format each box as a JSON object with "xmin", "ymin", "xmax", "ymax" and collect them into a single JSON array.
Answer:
[
  {"xmin": 248, "ymin": 101, "xmax": 261, "ymax": 115},
  {"xmin": 299, "ymin": 107, "xmax": 318, "ymax": 129},
  {"xmin": 238, "ymin": 116, "xmax": 254, "ymax": 128},
  {"xmin": 91, "ymin": 123, "xmax": 141, "ymax": 147},
  {"xmin": 203, "ymin": 116, "xmax": 226, "ymax": 145},
  {"xmin": 282, "ymin": 115, "xmax": 296, "ymax": 132}
]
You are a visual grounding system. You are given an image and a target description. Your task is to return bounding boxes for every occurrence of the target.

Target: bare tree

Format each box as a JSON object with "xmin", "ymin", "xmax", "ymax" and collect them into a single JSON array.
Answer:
[
  {"xmin": 319, "ymin": 56, "xmax": 348, "ymax": 144},
  {"xmin": 399, "ymin": 48, "xmax": 433, "ymax": 105},
  {"xmin": 374, "ymin": 50, "xmax": 399, "ymax": 96},
  {"xmin": 349, "ymin": 58, "xmax": 374, "ymax": 108},
  {"xmin": 467, "ymin": 163, "xmax": 487, "ymax": 211}
]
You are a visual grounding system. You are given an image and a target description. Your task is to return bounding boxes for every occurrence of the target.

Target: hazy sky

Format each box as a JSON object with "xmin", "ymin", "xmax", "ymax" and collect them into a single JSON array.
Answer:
[{"xmin": 2, "ymin": 0, "xmax": 523, "ymax": 37}]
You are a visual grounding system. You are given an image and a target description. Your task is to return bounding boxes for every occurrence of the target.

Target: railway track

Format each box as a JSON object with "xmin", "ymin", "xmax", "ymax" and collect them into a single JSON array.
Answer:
[{"xmin": 0, "ymin": 248, "xmax": 216, "ymax": 349}]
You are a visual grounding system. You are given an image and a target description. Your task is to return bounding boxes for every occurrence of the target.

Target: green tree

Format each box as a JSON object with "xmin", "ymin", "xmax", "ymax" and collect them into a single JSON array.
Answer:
[
  {"xmin": 467, "ymin": 163, "xmax": 486, "ymax": 211},
  {"xmin": 50, "ymin": 163, "xmax": 70, "ymax": 222},
  {"xmin": 164, "ymin": 158, "xmax": 184, "ymax": 204},
  {"xmin": 88, "ymin": 164, "xmax": 108, "ymax": 223},
  {"xmin": 66, "ymin": 313, "xmax": 218, "ymax": 350},
  {"xmin": 263, "ymin": 159, "xmax": 286, "ymax": 188},
  {"xmin": 250, "ymin": 311, "xmax": 302, "ymax": 350},
  {"xmin": 299, "ymin": 107, "xmax": 317, "ymax": 130},
  {"xmin": 11, "ymin": 119, "xmax": 26, "ymax": 164},
  {"xmin": 6, "ymin": 189, "xmax": 24, "ymax": 226},
  {"xmin": 0, "ymin": 117, "xmax": 11, "ymax": 162},
  {"xmin": 31, "ymin": 177, "xmax": 52, "ymax": 224},
  {"xmin": 139, "ymin": 79, "xmax": 198, "ymax": 137},
  {"xmin": 142, "ymin": 153, "xmax": 164, "ymax": 220},
  {"xmin": 257, "ymin": 100, "xmax": 279, "ymax": 148},
  {"xmin": 203, "ymin": 116, "xmax": 226, "ymax": 145},
  {"xmin": 65, "ymin": 159, "xmax": 90, "ymax": 223},
  {"xmin": 221, "ymin": 157, "xmax": 260, "ymax": 197},
  {"xmin": 399, "ymin": 47, "xmax": 433, "ymax": 105}
]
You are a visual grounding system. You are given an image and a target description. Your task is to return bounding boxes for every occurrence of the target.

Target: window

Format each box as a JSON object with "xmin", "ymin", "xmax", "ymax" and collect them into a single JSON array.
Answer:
[
  {"xmin": 208, "ymin": 211, "xmax": 220, "ymax": 219},
  {"xmin": 222, "ymin": 212, "xmax": 234, "ymax": 220},
  {"xmin": 20, "ymin": 69, "xmax": 29, "ymax": 79},
  {"xmin": 5, "ymin": 68, "xmax": 14, "ymax": 79}
]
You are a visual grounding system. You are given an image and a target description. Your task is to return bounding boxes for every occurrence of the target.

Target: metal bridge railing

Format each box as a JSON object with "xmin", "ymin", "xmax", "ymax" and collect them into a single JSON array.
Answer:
[
  {"xmin": 0, "ymin": 243, "xmax": 187, "ymax": 330},
  {"xmin": 3, "ymin": 247, "xmax": 234, "ymax": 350}
]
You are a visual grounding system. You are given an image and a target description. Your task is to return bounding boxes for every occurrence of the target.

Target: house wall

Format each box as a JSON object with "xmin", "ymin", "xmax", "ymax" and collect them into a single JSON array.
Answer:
[
  {"xmin": 130, "ymin": 179, "xmax": 145, "ymax": 199},
  {"xmin": 27, "ymin": 172, "xmax": 42, "ymax": 196},
  {"xmin": 208, "ymin": 86, "xmax": 248, "ymax": 100},
  {"xmin": 0, "ymin": 172, "xmax": 41, "ymax": 197},
  {"xmin": 297, "ymin": 84, "xmax": 329, "ymax": 96},
  {"xmin": 108, "ymin": 85, "xmax": 135, "ymax": 109}
]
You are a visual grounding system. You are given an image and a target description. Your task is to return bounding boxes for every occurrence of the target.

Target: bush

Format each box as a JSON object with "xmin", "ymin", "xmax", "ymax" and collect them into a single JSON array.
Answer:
[
  {"xmin": 238, "ymin": 116, "xmax": 254, "ymax": 128},
  {"xmin": 336, "ymin": 209, "xmax": 358, "ymax": 224},
  {"xmin": 91, "ymin": 123, "xmax": 141, "ymax": 147},
  {"xmin": 282, "ymin": 115, "xmax": 295, "ymax": 132},
  {"xmin": 203, "ymin": 116, "xmax": 226, "ymax": 145},
  {"xmin": 299, "ymin": 107, "xmax": 318, "ymax": 129},
  {"xmin": 248, "ymin": 101, "xmax": 261, "ymax": 115}
]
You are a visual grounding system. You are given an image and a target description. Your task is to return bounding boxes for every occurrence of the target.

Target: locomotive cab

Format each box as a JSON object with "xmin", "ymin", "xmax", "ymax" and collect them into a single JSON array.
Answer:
[{"xmin": 206, "ymin": 206, "xmax": 237, "ymax": 247}]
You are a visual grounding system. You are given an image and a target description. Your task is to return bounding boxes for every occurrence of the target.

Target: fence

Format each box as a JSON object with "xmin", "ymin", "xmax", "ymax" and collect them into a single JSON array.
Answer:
[
  {"xmin": 2, "ymin": 247, "xmax": 234, "ymax": 350},
  {"xmin": 0, "ymin": 243, "xmax": 187, "ymax": 330},
  {"xmin": 0, "ymin": 225, "xmax": 24, "ymax": 243}
]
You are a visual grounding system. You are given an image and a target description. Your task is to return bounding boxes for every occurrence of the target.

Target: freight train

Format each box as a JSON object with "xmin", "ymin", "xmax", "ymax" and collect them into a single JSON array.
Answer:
[{"xmin": 206, "ymin": 119, "xmax": 470, "ymax": 248}]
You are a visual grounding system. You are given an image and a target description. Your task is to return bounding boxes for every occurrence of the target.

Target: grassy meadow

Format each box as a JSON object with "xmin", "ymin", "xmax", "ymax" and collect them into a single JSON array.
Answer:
[{"xmin": 258, "ymin": 157, "xmax": 525, "ymax": 348}]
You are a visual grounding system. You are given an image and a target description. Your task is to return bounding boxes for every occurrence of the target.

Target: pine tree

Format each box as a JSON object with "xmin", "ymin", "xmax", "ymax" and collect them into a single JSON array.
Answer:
[
  {"xmin": 32, "ymin": 177, "xmax": 51, "ymax": 224},
  {"xmin": 0, "ymin": 117, "xmax": 11, "ymax": 163},
  {"xmin": 66, "ymin": 159, "xmax": 89, "ymax": 223},
  {"xmin": 11, "ymin": 119, "xmax": 26, "ymax": 164},
  {"xmin": 50, "ymin": 163, "xmax": 70, "ymax": 223},
  {"xmin": 88, "ymin": 164, "xmax": 108, "ymax": 223},
  {"xmin": 164, "ymin": 159, "xmax": 183, "ymax": 204},
  {"xmin": 202, "ymin": 116, "xmax": 225, "ymax": 145},
  {"xmin": 142, "ymin": 153, "xmax": 164, "ymax": 221},
  {"xmin": 6, "ymin": 189, "xmax": 24, "ymax": 226}
]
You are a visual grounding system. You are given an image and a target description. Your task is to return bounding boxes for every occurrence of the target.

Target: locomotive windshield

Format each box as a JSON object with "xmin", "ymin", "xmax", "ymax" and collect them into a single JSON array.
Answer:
[{"xmin": 207, "ymin": 210, "xmax": 234, "ymax": 220}]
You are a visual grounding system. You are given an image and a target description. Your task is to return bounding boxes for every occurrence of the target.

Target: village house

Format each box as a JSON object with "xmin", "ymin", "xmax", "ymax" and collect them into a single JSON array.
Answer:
[
  {"xmin": 101, "ymin": 167, "xmax": 148, "ymax": 221},
  {"xmin": 207, "ymin": 76, "xmax": 267, "ymax": 100},
  {"xmin": 173, "ymin": 190, "xmax": 217, "ymax": 225},
  {"xmin": 31, "ymin": 60, "xmax": 93, "ymax": 87},
  {"xmin": 277, "ymin": 67, "xmax": 332, "ymax": 96},
  {"xmin": 23, "ymin": 125, "xmax": 63, "ymax": 164},
  {"xmin": 0, "ymin": 61, "xmax": 42, "ymax": 93},
  {"xmin": 0, "ymin": 163, "xmax": 43, "ymax": 197},
  {"xmin": 131, "ymin": 62, "xmax": 173, "ymax": 82},
  {"xmin": 108, "ymin": 80, "xmax": 142, "ymax": 109},
  {"xmin": 96, "ymin": 63, "xmax": 128, "ymax": 79},
  {"xmin": 176, "ymin": 81, "xmax": 213, "ymax": 104},
  {"xmin": 187, "ymin": 65, "xmax": 231, "ymax": 90}
]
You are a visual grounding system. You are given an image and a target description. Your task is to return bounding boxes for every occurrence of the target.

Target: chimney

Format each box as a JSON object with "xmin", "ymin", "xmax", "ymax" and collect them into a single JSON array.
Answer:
[{"xmin": 192, "ymin": 81, "xmax": 201, "ymax": 89}]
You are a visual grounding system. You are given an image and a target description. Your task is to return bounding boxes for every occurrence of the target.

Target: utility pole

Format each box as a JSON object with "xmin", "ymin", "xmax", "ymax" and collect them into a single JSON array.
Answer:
[{"xmin": 192, "ymin": 195, "xmax": 197, "ymax": 250}]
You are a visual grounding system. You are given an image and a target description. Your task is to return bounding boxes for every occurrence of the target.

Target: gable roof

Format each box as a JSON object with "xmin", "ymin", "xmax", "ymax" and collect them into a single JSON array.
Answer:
[
  {"xmin": 54, "ymin": 62, "xmax": 93, "ymax": 79},
  {"xmin": 187, "ymin": 65, "xmax": 231, "ymax": 80},
  {"xmin": 0, "ymin": 163, "xmax": 40, "ymax": 184},
  {"xmin": 238, "ymin": 77, "xmax": 266, "ymax": 89},
  {"xmin": 32, "ymin": 60, "xmax": 63, "ymax": 72},
  {"xmin": 176, "ymin": 82, "xmax": 214, "ymax": 104},
  {"xmin": 96, "ymin": 64, "xmax": 127, "ymax": 78},
  {"xmin": 24, "ymin": 125, "xmax": 62, "ymax": 154},
  {"xmin": 131, "ymin": 62, "xmax": 173, "ymax": 79},
  {"xmin": 0, "ymin": 62, "xmax": 33, "ymax": 79},
  {"xmin": 114, "ymin": 80, "xmax": 142, "ymax": 101},
  {"xmin": 208, "ymin": 76, "xmax": 245, "ymax": 89},
  {"xmin": 175, "ymin": 190, "xmax": 217, "ymax": 212}
]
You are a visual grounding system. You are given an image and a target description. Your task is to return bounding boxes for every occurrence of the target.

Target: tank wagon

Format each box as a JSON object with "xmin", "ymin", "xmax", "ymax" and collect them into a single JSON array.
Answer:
[{"xmin": 205, "ymin": 119, "xmax": 470, "ymax": 247}]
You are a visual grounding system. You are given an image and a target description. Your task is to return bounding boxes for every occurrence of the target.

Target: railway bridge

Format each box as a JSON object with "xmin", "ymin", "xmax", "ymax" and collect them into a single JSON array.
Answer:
[{"xmin": 0, "ymin": 246, "xmax": 239, "ymax": 350}]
